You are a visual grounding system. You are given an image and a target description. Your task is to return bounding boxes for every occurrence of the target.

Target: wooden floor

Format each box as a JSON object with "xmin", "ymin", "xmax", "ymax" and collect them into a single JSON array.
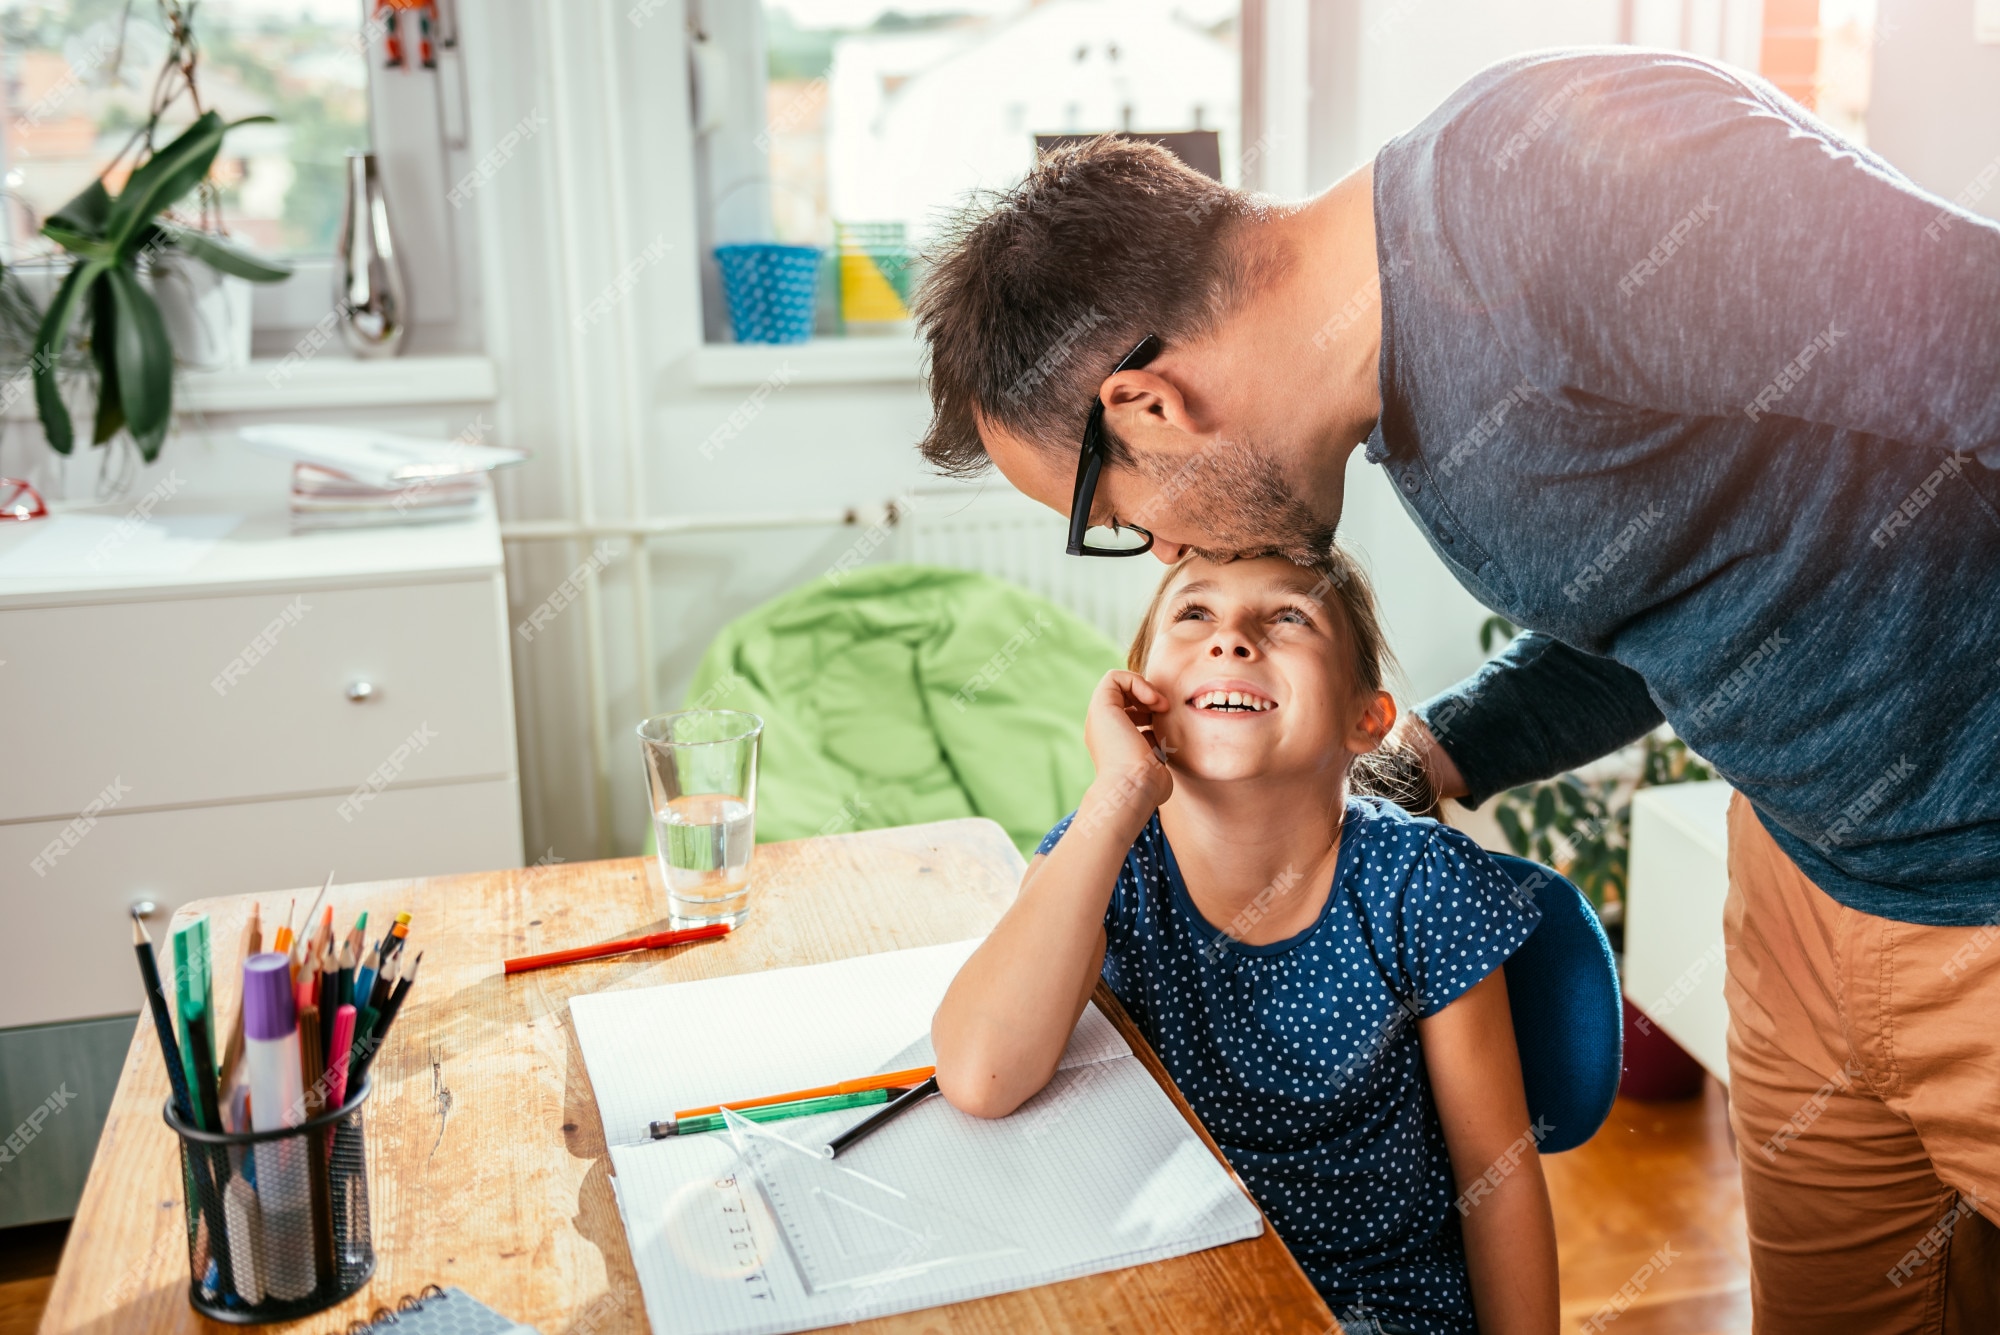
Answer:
[{"xmin": 5, "ymin": 1078, "xmax": 1747, "ymax": 1335}]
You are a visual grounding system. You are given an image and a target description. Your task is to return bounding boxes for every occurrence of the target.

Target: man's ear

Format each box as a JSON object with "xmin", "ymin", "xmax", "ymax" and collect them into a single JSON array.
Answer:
[
  {"xmin": 1347, "ymin": 690, "xmax": 1398, "ymax": 758},
  {"xmin": 1101, "ymin": 368, "xmax": 1204, "ymax": 448}
]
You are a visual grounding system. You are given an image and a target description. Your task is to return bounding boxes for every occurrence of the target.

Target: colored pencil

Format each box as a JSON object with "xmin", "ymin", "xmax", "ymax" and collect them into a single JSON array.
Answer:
[
  {"xmin": 131, "ymin": 915, "xmax": 194, "ymax": 1123},
  {"xmin": 504, "ymin": 922, "xmax": 732, "ymax": 975},
  {"xmin": 653, "ymin": 1087, "xmax": 903, "ymax": 1140},
  {"xmin": 672, "ymin": 1065, "xmax": 937, "ymax": 1122}
]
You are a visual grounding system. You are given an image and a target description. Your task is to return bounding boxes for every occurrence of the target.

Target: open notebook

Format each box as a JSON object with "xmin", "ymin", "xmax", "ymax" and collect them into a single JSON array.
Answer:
[{"xmin": 569, "ymin": 939, "xmax": 1264, "ymax": 1335}]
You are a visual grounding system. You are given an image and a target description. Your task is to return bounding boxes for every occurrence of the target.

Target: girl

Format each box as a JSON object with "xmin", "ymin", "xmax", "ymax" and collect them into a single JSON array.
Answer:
[{"xmin": 932, "ymin": 547, "xmax": 1558, "ymax": 1335}]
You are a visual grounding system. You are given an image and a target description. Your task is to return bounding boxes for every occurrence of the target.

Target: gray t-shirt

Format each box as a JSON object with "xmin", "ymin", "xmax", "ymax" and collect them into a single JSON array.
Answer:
[{"xmin": 1374, "ymin": 48, "xmax": 2000, "ymax": 925}]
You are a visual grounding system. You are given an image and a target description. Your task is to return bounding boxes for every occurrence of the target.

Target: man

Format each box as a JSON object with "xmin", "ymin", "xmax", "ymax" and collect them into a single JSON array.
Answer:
[{"xmin": 911, "ymin": 47, "xmax": 2000, "ymax": 1333}]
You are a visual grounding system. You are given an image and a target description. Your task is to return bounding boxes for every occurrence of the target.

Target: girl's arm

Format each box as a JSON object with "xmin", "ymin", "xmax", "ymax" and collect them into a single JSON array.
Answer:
[
  {"xmin": 932, "ymin": 670, "xmax": 1173, "ymax": 1119},
  {"xmin": 1419, "ymin": 969, "xmax": 1560, "ymax": 1335}
]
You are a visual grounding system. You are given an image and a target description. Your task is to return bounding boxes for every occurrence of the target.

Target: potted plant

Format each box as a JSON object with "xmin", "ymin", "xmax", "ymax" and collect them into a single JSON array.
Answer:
[{"xmin": 27, "ymin": 0, "xmax": 292, "ymax": 466}]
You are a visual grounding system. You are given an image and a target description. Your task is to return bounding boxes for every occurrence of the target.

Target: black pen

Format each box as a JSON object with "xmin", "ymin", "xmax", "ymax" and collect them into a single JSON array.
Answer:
[
  {"xmin": 132, "ymin": 914, "xmax": 195, "ymax": 1123},
  {"xmin": 824, "ymin": 1075, "xmax": 939, "ymax": 1159}
]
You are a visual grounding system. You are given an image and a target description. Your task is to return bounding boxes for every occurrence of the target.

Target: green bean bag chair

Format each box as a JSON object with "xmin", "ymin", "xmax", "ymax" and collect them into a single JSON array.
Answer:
[{"xmin": 675, "ymin": 564, "xmax": 1122, "ymax": 858}]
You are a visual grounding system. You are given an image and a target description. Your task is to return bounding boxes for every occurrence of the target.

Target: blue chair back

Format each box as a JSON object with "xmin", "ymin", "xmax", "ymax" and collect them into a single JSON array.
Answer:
[{"xmin": 1489, "ymin": 854, "xmax": 1623, "ymax": 1154}]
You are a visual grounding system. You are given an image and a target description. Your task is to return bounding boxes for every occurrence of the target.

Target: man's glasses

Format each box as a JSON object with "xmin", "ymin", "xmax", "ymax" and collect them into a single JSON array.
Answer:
[
  {"xmin": 1066, "ymin": 333, "xmax": 1162, "ymax": 557},
  {"xmin": 0, "ymin": 478, "xmax": 47, "ymax": 522}
]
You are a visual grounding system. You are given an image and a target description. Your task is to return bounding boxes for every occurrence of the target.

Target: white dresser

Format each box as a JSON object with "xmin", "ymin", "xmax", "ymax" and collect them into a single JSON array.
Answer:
[
  {"xmin": 0, "ymin": 477, "xmax": 522, "ymax": 1222},
  {"xmin": 1624, "ymin": 780, "xmax": 1734, "ymax": 1083}
]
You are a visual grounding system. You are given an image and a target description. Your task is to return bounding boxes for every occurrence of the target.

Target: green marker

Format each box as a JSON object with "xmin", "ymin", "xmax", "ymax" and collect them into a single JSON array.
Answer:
[
  {"xmin": 170, "ymin": 914, "xmax": 214, "ymax": 1129},
  {"xmin": 652, "ymin": 1087, "xmax": 902, "ymax": 1140}
]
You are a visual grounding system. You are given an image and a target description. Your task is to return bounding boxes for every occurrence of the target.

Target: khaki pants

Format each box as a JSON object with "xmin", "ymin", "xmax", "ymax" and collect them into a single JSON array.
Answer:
[{"xmin": 1724, "ymin": 792, "xmax": 2000, "ymax": 1332}]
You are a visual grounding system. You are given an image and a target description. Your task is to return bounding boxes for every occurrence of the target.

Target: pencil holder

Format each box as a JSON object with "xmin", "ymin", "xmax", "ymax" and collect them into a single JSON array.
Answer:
[{"xmin": 163, "ymin": 1080, "xmax": 376, "ymax": 1324}]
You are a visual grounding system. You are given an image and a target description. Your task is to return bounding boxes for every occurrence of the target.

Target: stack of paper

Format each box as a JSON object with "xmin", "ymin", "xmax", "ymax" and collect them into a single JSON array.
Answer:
[
  {"xmin": 569, "ymin": 940, "xmax": 1265, "ymax": 1335},
  {"xmin": 238, "ymin": 424, "xmax": 526, "ymax": 531},
  {"xmin": 288, "ymin": 463, "xmax": 485, "ymax": 530}
]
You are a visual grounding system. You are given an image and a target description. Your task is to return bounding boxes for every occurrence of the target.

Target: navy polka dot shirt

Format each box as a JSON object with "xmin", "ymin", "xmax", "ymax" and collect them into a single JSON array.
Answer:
[{"xmin": 1036, "ymin": 796, "xmax": 1540, "ymax": 1335}]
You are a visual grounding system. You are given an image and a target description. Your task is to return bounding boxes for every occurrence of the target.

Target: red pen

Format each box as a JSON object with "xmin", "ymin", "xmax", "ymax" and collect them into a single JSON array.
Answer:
[
  {"xmin": 326, "ymin": 1004, "xmax": 357, "ymax": 1109},
  {"xmin": 504, "ymin": 922, "xmax": 732, "ymax": 975}
]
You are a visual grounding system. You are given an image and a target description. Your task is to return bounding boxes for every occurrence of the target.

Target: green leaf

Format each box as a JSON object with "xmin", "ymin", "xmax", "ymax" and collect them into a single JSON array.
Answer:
[
  {"xmin": 89, "ymin": 277, "xmax": 122, "ymax": 445},
  {"xmin": 31, "ymin": 261, "xmax": 109, "ymax": 456},
  {"xmin": 155, "ymin": 222, "xmax": 294, "ymax": 282},
  {"xmin": 41, "ymin": 223, "xmax": 113, "ymax": 260},
  {"xmin": 1532, "ymin": 785, "xmax": 1557, "ymax": 829},
  {"xmin": 105, "ymin": 112, "xmax": 227, "ymax": 254},
  {"xmin": 47, "ymin": 179, "xmax": 112, "ymax": 240},
  {"xmin": 1494, "ymin": 804, "xmax": 1527, "ymax": 855},
  {"xmin": 104, "ymin": 267, "xmax": 174, "ymax": 460}
]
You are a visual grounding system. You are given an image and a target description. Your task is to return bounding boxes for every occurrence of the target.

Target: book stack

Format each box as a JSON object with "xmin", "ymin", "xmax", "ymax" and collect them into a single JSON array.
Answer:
[{"xmin": 238, "ymin": 424, "xmax": 528, "ymax": 532}]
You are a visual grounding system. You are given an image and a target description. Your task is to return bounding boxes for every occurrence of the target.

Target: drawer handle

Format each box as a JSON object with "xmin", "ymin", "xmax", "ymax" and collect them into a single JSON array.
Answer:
[
  {"xmin": 130, "ymin": 900, "xmax": 160, "ymax": 920},
  {"xmin": 346, "ymin": 681, "xmax": 378, "ymax": 703}
]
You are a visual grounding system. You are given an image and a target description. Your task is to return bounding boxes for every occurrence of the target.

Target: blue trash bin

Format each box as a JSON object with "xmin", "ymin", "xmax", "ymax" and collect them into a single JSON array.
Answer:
[{"xmin": 715, "ymin": 243, "xmax": 820, "ymax": 344}]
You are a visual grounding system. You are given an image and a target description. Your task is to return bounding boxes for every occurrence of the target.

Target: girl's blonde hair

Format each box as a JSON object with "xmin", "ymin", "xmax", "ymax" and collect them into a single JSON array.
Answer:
[{"xmin": 1125, "ymin": 545, "xmax": 1434, "ymax": 812}]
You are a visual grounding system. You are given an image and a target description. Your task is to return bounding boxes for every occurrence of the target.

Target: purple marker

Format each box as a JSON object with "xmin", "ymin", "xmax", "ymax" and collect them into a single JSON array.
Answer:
[{"xmin": 242, "ymin": 952, "xmax": 316, "ymax": 1300}]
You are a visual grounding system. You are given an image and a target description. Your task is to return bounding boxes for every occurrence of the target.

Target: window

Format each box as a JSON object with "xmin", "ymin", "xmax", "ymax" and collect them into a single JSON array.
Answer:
[
  {"xmin": 699, "ymin": 0, "xmax": 1240, "ymax": 343},
  {"xmin": 0, "ymin": 0, "xmax": 370, "ymax": 260}
]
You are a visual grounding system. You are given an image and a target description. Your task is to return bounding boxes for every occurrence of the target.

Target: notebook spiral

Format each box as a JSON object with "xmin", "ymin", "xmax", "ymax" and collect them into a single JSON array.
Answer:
[{"xmin": 344, "ymin": 1284, "xmax": 544, "ymax": 1334}]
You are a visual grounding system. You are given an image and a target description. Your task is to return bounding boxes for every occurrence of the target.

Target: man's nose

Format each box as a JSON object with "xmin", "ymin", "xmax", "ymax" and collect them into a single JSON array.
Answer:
[{"xmin": 1152, "ymin": 540, "xmax": 1186, "ymax": 564}]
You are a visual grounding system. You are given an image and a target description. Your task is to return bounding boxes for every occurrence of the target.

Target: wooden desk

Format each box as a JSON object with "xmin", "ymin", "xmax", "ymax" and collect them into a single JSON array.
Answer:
[{"xmin": 40, "ymin": 818, "xmax": 1333, "ymax": 1334}]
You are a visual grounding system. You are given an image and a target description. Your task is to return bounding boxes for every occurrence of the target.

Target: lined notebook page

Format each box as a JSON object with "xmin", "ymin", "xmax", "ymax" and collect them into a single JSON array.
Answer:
[{"xmin": 572, "ymin": 941, "xmax": 1263, "ymax": 1335}]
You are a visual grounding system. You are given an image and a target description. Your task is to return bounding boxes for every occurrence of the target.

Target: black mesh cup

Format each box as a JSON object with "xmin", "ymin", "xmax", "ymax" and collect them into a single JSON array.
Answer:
[{"xmin": 163, "ymin": 1079, "xmax": 376, "ymax": 1323}]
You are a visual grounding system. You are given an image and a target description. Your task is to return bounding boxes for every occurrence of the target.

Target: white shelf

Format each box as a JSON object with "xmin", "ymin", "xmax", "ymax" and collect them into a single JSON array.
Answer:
[
  {"xmin": 2, "ymin": 354, "xmax": 498, "ymax": 420},
  {"xmin": 690, "ymin": 334, "xmax": 922, "ymax": 388}
]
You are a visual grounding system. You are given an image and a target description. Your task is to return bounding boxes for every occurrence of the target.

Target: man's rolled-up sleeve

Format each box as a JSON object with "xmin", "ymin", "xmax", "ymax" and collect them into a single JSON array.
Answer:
[{"xmin": 1415, "ymin": 632, "xmax": 1664, "ymax": 808}]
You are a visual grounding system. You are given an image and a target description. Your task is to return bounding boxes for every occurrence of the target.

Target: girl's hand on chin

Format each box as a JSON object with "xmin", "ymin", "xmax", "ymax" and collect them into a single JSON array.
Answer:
[{"xmin": 1084, "ymin": 669, "xmax": 1176, "ymax": 812}]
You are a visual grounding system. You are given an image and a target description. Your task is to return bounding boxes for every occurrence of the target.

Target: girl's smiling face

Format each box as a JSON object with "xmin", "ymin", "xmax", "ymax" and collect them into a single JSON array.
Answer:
[{"xmin": 1138, "ymin": 554, "xmax": 1395, "ymax": 787}]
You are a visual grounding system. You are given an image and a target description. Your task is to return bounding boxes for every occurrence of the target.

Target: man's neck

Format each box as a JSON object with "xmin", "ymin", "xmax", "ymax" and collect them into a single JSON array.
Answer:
[{"xmin": 1191, "ymin": 164, "xmax": 1386, "ymax": 525}]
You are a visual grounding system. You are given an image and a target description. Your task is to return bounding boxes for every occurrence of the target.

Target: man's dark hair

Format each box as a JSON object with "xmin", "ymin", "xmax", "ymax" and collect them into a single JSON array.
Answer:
[{"xmin": 914, "ymin": 136, "xmax": 1260, "ymax": 477}]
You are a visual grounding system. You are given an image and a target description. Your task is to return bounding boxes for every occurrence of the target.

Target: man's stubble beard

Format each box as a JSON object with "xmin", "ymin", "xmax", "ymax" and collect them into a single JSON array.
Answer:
[{"xmin": 1127, "ymin": 428, "xmax": 1336, "ymax": 566}]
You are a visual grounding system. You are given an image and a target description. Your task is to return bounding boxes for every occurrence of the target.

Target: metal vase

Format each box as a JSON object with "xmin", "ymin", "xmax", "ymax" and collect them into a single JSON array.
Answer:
[{"xmin": 334, "ymin": 151, "xmax": 409, "ymax": 357}]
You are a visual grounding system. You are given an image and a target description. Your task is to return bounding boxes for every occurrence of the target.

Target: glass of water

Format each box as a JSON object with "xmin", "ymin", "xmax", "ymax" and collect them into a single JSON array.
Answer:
[{"xmin": 638, "ymin": 710, "xmax": 763, "ymax": 928}]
